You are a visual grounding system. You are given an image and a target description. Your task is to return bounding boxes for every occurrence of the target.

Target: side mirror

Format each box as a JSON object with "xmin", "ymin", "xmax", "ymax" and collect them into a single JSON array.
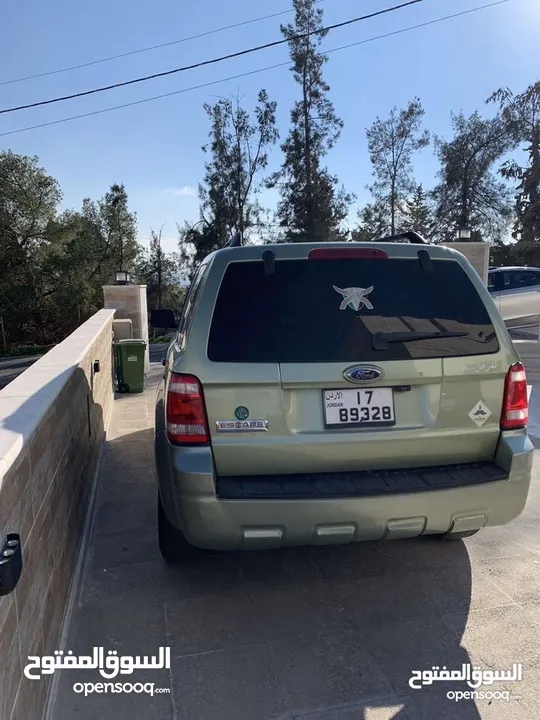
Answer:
[{"xmin": 150, "ymin": 309, "xmax": 177, "ymax": 329}]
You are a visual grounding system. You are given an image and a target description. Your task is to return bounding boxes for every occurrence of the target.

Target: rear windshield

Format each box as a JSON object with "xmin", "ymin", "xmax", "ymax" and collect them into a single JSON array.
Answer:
[{"xmin": 207, "ymin": 257, "xmax": 499, "ymax": 363}]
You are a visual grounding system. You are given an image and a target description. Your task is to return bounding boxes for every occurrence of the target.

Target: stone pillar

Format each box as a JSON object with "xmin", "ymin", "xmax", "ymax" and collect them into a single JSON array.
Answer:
[
  {"xmin": 103, "ymin": 284, "xmax": 150, "ymax": 372},
  {"xmin": 441, "ymin": 241, "xmax": 490, "ymax": 284}
]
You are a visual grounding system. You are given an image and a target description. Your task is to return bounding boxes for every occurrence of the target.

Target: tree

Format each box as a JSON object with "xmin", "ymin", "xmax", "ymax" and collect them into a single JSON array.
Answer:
[
  {"xmin": 0, "ymin": 151, "xmax": 61, "ymax": 249},
  {"xmin": 135, "ymin": 228, "xmax": 184, "ymax": 313},
  {"xmin": 38, "ymin": 185, "xmax": 140, "ymax": 339},
  {"xmin": 271, "ymin": 0, "xmax": 353, "ymax": 242},
  {"xmin": 0, "ymin": 150, "xmax": 140, "ymax": 347},
  {"xmin": 0, "ymin": 164, "xmax": 140, "ymax": 346},
  {"xmin": 366, "ymin": 98, "xmax": 430, "ymax": 236},
  {"xmin": 200, "ymin": 90, "xmax": 278, "ymax": 240},
  {"xmin": 178, "ymin": 91, "xmax": 278, "ymax": 281},
  {"xmin": 432, "ymin": 111, "xmax": 514, "ymax": 242},
  {"xmin": 94, "ymin": 183, "xmax": 138, "ymax": 273},
  {"xmin": 401, "ymin": 183, "xmax": 437, "ymax": 240},
  {"xmin": 50, "ymin": 184, "xmax": 138, "ymax": 293},
  {"xmin": 177, "ymin": 220, "xmax": 224, "ymax": 284},
  {"xmin": 489, "ymin": 82, "xmax": 540, "ymax": 246},
  {"xmin": 351, "ymin": 202, "xmax": 389, "ymax": 242},
  {"xmin": 0, "ymin": 151, "xmax": 62, "ymax": 343}
]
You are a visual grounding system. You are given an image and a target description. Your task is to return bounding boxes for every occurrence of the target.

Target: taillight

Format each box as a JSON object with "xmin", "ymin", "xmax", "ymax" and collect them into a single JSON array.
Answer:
[
  {"xmin": 308, "ymin": 248, "xmax": 388, "ymax": 260},
  {"xmin": 166, "ymin": 373, "xmax": 209, "ymax": 445},
  {"xmin": 501, "ymin": 362, "xmax": 528, "ymax": 431}
]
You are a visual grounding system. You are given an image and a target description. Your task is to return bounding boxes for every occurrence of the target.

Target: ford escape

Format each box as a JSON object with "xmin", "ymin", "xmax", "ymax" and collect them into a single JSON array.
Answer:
[{"xmin": 154, "ymin": 238, "xmax": 533, "ymax": 562}]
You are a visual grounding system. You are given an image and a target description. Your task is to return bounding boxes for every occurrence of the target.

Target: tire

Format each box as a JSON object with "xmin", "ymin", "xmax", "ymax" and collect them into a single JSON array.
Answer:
[
  {"xmin": 157, "ymin": 492, "xmax": 199, "ymax": 563},
  {"xmin": 431, "ymin": 529, "xmax": 480, "ymax": 541}
]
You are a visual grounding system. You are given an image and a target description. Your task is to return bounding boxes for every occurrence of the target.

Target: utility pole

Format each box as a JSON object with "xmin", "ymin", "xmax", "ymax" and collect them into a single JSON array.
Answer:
[
  {"xmin": 0, "ymin": 316, "xmax": 6, "ymax": 351},
  {"xmin": 156, "ymin": 228, "xmax": 163, "ymax": 310}
]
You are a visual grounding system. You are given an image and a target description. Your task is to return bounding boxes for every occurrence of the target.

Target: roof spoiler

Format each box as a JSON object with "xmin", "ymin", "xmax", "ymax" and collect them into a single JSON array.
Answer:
[{"xmin": 379, "ymin": 231, "xmax": 428, "ymax": 245}]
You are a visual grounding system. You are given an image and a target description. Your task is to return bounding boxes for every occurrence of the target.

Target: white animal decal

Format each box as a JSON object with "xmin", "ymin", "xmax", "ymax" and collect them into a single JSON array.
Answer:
[{"xmin": 332, "ymin": 285, "xmax": 374, "ymax": 311}]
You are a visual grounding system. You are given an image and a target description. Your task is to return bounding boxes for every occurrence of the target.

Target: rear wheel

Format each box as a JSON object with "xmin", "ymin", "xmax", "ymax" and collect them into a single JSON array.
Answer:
[
  {"xmin": 432, "ymin": 529, "xmax": 480, "ymax": 541},
  {"xmin": 157, "ymin": 492, "xmax": 199, "ymax": 563}
]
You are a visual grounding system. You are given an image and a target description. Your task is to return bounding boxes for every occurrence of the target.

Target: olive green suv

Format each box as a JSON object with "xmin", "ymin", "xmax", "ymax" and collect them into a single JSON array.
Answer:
[{"xmin": 154, "ymin": 236, "xmax": 533, "ymax": 562}]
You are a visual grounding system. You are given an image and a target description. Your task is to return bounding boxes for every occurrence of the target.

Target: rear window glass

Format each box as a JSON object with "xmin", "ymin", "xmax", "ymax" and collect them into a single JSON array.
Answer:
[{"xmin": 207, "ymin": 258, "xmax": 499, "ymax": 363}]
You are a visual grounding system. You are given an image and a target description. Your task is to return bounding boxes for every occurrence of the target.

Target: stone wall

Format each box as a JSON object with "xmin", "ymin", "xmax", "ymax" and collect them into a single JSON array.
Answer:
[
  {"xmin": 441, "ymin": 241, "xmax": 490, "ymax": 284},
  {"xmin": 103, "ymin": 284, "xmax": 149, "ymax": 372},
  {"xmin": 0, "ymin": 309, "xmax": 115, "ymax": 720}
]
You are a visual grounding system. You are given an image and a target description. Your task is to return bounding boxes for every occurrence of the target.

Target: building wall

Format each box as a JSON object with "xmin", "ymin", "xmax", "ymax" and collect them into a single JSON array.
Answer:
[
  {"xmin": 103, "ymin": 284, "xmax": 150, "ymax": 372},
  {"xmin": 442, "ymin": 241, "xmax": 490, "ymax": 284},
  {"xmin": 0, "ymin": 309, "xmax": 115, "ymax": 720}
]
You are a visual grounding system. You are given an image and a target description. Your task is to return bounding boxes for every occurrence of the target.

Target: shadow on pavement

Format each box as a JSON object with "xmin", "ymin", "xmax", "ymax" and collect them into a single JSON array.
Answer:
[{"xmin": 48, "ymin": 412, "xmax": 484, "ymax": 720}]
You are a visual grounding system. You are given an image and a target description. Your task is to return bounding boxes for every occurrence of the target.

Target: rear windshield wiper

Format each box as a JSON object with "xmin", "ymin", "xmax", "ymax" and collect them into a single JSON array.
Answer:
[{"xmin": 372, "ymin": 330, "xmax": 468, "ymax": 351}]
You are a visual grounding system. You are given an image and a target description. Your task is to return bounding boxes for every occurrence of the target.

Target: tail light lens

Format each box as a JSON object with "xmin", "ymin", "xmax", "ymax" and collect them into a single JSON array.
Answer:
[
  {"xmin": 501, "ymin": 362, "xmax": 528, "ymax": 431},
  {"xmin": 166, "ymin": 373, "xmax": 209, "ymax": 445}
]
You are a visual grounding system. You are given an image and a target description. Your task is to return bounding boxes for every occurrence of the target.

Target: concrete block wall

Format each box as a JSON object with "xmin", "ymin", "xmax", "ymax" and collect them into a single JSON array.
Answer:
[
  {"xmin": 103, "ymin": 284, "xmax": 149, "ymax": 372},
  {"xmin": 442, "ymin": 241, "xmax": 490, "ymax": 284},
  {"xmin": 0, "ymin": 309, "xmax": 115, "ymax": 720}
]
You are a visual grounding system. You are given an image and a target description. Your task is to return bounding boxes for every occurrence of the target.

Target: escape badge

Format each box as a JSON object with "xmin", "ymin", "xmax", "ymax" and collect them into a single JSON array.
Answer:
[
  {"xmin": 217, "ymin": 406, "xmax": 268, "ymax": 432},
  {"xmin": 216, "ymin": 419, "xmax": 268, "ymax": 432}
]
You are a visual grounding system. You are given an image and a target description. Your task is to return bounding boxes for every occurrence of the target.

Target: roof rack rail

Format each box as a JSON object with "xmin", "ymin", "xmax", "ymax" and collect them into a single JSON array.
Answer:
[{"xmin": 379, "ymin": 231, "xmax": 428, "ymax": 245}]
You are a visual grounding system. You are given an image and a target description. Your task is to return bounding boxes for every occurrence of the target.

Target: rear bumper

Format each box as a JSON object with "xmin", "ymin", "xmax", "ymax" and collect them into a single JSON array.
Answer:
[{"xmin": 155, "ymin": 430, "xmax": 534, "ymax": 551}]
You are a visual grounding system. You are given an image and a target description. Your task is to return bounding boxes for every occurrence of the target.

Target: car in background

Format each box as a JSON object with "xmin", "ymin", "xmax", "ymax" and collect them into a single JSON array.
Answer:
[
  {"xmin": 154, "ymin": 237, "xmax": 533, "ymax": 562},
  {"xmin": 488, "ymin": 266, "xmax": 540, "ymax": 327}
]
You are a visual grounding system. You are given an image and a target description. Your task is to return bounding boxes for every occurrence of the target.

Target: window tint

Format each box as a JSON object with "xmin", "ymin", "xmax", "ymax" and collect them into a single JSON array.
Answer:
[
  {"xmin": 208, "ymin": 258, "xmax": 499, "ymax": 363},
  {"xmin": 488, "ymin": 272, "xmax": 504, "ymax": 292},
  {"xmin": 502, "ymin": 271, "xmax": 517, "ymax": 290},
  {"xmin": 178, "ymin": 263, "xmax": 208, "ymax": 338},
  {"xmin": 512, "ymin": 271, "xmax": 540, "ymax": 288},
  {"xmin": 502, "ymin": 270, "xmax": 540, "ymax": 290}
]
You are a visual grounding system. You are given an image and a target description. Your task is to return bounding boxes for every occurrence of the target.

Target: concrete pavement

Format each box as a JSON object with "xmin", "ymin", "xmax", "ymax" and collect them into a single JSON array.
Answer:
[{"xmin": 47, "ymin": 357, "xmax": 540, "ymax": 720}]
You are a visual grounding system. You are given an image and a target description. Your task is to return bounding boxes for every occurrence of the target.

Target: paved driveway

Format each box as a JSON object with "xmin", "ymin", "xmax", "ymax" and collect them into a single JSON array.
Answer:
[
  {"xmin": 49, "ymin": 362, "xmax": 540, "ymax": 720},
  {"xmin": 0, "ymin": 355, "xmax": 42, "ymax": 390}
]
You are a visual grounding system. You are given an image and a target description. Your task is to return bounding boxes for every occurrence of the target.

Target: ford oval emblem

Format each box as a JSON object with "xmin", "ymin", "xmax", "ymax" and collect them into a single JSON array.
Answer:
[{"xmin": 344, "ymin": 365, "xmax": 383, "ymax": 383}]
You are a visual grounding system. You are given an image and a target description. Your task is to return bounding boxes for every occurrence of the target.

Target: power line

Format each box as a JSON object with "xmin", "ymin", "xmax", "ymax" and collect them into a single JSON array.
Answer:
[
  {"xmin": 0, "ymin": 1, "xmax": 422, "ymax": 116},
  {"xmin": 0, "ymin": 2, "xmax": 327, "ymax": 87},
  {"xmin": 0, "ymin": 0, "xmax": 510, "ymax": 139}
]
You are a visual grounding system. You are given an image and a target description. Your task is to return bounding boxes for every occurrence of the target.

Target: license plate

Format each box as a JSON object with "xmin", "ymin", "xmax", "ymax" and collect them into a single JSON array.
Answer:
[{"xmin": 323, "ymin": 388, "xmax": 395, "ymax": 427}]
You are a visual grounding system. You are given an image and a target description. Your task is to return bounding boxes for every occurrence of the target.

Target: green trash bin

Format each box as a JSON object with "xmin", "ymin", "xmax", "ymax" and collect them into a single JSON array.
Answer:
[{"xmin": 113, "ymin": 339, "xmax": 147, "ymax": 393}]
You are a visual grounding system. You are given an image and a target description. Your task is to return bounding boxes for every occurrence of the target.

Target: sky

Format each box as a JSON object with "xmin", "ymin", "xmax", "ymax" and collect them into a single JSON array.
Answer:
[{"xmin": 1, "ymin": 0, "xmax": 539, "ymax": 253}]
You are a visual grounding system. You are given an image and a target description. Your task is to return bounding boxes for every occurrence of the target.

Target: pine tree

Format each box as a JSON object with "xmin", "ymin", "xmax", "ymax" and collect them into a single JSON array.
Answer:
[
  {"xmin": 366, "ymin": 99, "xmax": 430, "ymax": 236},
  {"xmin": 489, "ymin": 82, "xmax": 540, "ymax": 246},
  {"xmin": 351, "ymin": 202, "xmax": 389, "ymax": 242},
  {"xmin": 200, "ymin": 90, "xmax": 278, "ymax": 240},
  {"xmin": 402, "ymin": 184, "xmax": 437, "ymax": 241},
  {"xmin": 135, "ymin": 228, "xmax": 184, "ymax": 313},
  {"xmin": 432, "ymin": 111, "xmax": 513, "ymax": 242},
  {"xmin": 179, "ymin": 91, "xmax": 278, "ymax": 279},
  {"xmin": 271, "ymin": 0, "xmax": 353, "ymax": 242}
]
